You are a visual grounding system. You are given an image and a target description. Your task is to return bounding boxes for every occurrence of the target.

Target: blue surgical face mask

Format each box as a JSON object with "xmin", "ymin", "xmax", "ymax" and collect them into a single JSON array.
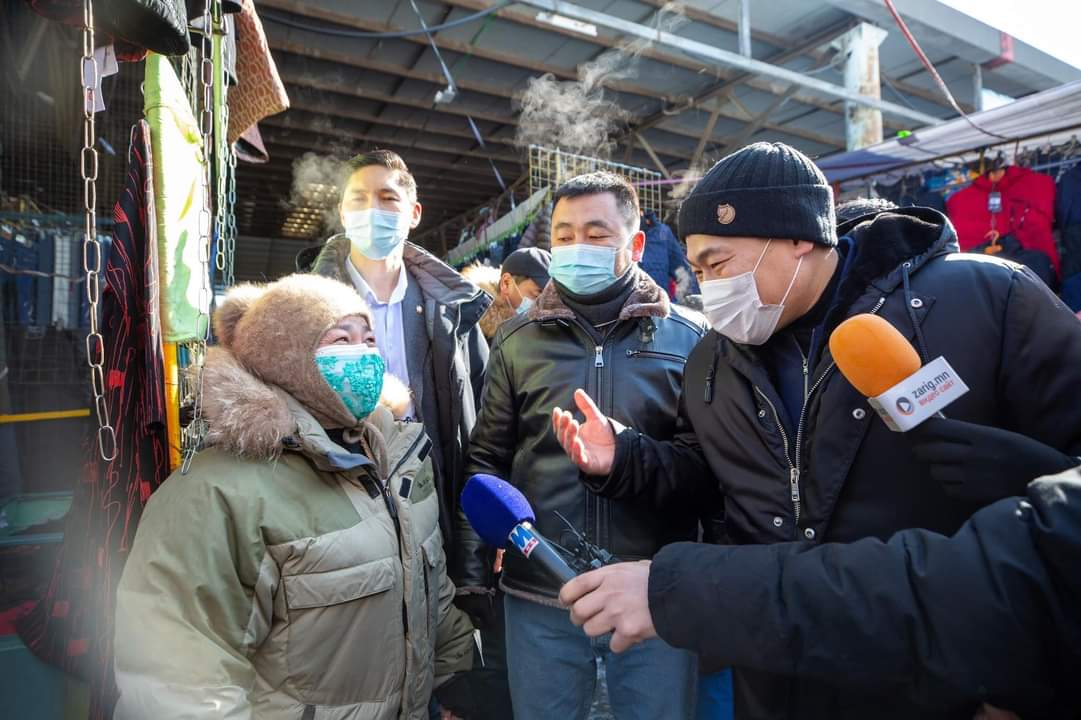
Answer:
[
  {"xmin": 515, "ymin": 295, "xmax": 534, "ymax": 316},
  {"xmin": 508, "ymin": 279, "xmax": 534, "ymax": 316},
  {"xmin": 344, "ymin": 209, "xmax": 409, "ymax": 260},
  {"xmin": 549, "ymin": 244, "xmax": 621, "ymax": 295},
  {"xmin": 314, "ymin": 343, "xmax": 386, "ymax": 420}
]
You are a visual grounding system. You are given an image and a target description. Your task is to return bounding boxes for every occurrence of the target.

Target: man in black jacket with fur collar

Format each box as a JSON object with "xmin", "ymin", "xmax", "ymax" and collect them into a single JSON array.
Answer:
[
  {"xmin": 552, "ymin": 143, "xmax": 1081, "ymax": 719},
  {"xmin": 468, "ymin": 172, "xmax": 707, "ymax": 720}
]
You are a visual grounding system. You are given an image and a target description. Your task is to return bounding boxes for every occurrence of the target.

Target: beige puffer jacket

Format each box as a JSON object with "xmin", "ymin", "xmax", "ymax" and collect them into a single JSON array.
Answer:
[{"xmin": 113, "ymin": 348, "xmax": 473, "ymax": 719}]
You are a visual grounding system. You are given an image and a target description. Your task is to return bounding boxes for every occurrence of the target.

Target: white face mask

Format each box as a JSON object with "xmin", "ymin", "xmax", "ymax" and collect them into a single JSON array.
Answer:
[{"xmin": 700, "ymin": 240, "xmax": 803, "ymax": 346}]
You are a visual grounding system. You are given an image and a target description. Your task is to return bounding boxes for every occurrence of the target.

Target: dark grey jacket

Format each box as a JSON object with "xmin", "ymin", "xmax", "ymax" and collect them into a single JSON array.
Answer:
[
  {"xmin": 466, "ymin": 270, "xmax": 708, "ymax": 601},
  {"xmin": 313, "ymin": 237, "xmax": 491, "ymax": 581},
  {"xmin": 588, "ymin": 208, "xmax": 1081, "ymax": 718}
]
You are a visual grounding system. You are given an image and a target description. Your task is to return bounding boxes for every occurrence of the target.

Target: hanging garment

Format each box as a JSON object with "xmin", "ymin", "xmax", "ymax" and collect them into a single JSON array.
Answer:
[
  {"xmin": 1056, "ymin": 163, "xmax": 1081, "ymax": 280},
  {"xmin": 17, "ymin": 120, "xmax": 169, "ymax": 720},
  {"xmin": 640, "ymin": 211, "xmax": 699, "ymax": 300},
  {"xmin": 235, "ymin": 122, "xmax": 270, "ymax": 163},
  {"xmin": 23, "ymin": 0, "xmax": 189, "ymax": 56},
  {"xmin": 226, "ymin": 0, "xmax": 289, "ymax": 144},
  {"xmin": 969, "ymin": 233, "xmax": 1057, "ymax": 288},
  {"xmin": 144, "ymin": 51, "xmax": 210, "ymax": 341},
  {"xmin": 1061, "ymin": 274, "xmax": 1081, "ymax": 313},
  {"xmin": 946, "ymin": 165, "xmax": 1060, "ymax": 277}
]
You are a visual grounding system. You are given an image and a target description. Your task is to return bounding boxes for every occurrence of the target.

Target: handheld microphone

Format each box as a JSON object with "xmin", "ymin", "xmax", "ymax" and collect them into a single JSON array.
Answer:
[
  {"xmin": 461, "ymin": 474, "xmax": 577, "ymax": 587},
  {"xmin": 829, "ymin": 314, "xmax": 968, "ymax": 431}
]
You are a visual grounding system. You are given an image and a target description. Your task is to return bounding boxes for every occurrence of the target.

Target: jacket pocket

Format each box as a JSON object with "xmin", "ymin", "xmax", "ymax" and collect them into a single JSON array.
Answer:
[
  {"xmin": 280, "ymin": 556, "xmax": 405, "ymax": 700},
  {"xmin": 625, "ymin": 349, "xmax": 687, "ymax": 363},
  {"xmin": 283, "ymin": 557, "xmax": 396, "ymax": 610}
]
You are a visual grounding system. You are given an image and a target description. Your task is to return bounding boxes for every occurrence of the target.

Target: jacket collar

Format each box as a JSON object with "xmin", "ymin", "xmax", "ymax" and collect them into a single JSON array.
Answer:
[
  {"xmin": 312, "ymin": 234, "xmax": 492, "ymax": 333},
  {"xmin": 831, "ymin": 206, "xmax": 957, "ymax": 324},
  {"xmin": 528, "ymin": 267, "xmax": 671, "ymax": 323}
]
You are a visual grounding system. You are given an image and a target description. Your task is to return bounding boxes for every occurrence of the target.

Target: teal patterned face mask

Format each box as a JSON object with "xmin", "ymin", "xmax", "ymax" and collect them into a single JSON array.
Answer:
[{"xmin": 314, "ymin": 344, "xmax": 386, "ymax": 421}]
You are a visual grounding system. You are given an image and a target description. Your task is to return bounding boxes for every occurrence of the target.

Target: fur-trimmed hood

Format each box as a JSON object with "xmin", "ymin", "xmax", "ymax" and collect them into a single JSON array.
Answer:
[
  {"xmin": 528, "ymin": 267, "xmax": 671, "ymax": 323},
  {"xmin": 828, "ymin": 206, "xmax": 957, "ymax": 332},
  {"xmin": 201, "ymin": 346, "xmax": 413, "ymax": 460}
]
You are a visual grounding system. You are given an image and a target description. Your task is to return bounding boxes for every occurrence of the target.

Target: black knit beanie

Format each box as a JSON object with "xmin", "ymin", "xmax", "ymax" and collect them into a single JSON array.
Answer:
[{"xmin": 678, "ymin": 142, "xmax": 837, "ymax": 246}]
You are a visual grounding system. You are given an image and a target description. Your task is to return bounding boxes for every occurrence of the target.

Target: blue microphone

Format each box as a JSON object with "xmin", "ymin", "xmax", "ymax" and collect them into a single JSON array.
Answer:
[{"xmin": 461, "ymin": 474, "xmax": 577, "ymax": 587}]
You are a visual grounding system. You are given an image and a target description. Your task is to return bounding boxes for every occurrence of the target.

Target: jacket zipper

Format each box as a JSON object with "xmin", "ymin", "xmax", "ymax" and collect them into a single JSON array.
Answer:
[
  {"xmin": 625, "ymin": 349, "xmax": 687, "ymax": 362},
  {"xmin": 386, "ymin": 430, "xmax": 430, "ymax": 637},
  {"xmin": 389, "ymin": 430, "xmax": 428, "ymax": 483},
  {"xmin": 757, "ymin": 297, "xmax": 887, "ymax": 529},
  {"xmin": 378, "ymin": 482, "xmax": 409, "ymax": 636},
  {"xmin": 753, "ymin": 386, "xmax": 800, "ymax": 523},
  {"xmin": 795, "ymin": 338, "xmax": 809, "ymax": 402},
  {"xmin": 575, "ymin": 320, "xmax": 619, "ymax": 551}
]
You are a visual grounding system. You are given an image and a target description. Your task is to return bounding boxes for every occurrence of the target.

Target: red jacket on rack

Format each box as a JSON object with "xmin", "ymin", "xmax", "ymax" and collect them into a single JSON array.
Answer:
[{"xmin": 946, "ymin": 165, "xmax": 1059, "ymax": 276}]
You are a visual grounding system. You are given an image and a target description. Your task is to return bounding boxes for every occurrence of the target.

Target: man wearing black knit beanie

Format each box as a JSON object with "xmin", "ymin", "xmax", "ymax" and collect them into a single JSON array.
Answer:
[{"xmin": 551, "ymin": 142, "xmax": 1081, "ymax": 719}]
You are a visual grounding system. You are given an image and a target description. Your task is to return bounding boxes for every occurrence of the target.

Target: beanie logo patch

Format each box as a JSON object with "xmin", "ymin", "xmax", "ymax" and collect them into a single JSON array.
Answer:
[{"xmin": 716, "ymin": 203, "xmax": 736, "ymax": 225}]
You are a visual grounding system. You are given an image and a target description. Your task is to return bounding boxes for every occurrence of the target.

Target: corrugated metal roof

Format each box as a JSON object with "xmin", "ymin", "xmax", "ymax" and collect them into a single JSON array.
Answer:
[{"xmin": 233, "ymin": 0, "xmax": 1080, "ymax": 278}]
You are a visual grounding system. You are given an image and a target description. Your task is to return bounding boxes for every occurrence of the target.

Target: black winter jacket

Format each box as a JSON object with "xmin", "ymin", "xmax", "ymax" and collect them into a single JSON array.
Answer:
[
  {"xmin": 588, "ymin": 208, "xmax": 1081, "ymax": 718},
  {"xmin": 466, "ymin": 271, "xmax": 708, "ymax": 601},
  {"xmin": 649, "ymin": 466, "xmax": 1081, "ymax": 719}
]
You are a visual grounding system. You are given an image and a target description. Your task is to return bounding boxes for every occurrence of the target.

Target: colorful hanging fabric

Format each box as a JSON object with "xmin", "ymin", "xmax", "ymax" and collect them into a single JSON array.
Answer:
[
  {"xmin": 227, "ymin": 0, "xmax": 290, "ymax": 144},
  {"xmin": 17, "ymin": 120, "xmax": 170, "ymax": 720}
]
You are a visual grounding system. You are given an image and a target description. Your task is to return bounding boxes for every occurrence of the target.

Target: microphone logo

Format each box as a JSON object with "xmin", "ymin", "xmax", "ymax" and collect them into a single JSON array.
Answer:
[
  {"xmin": 509, "ymin": 524, "xmax": 540, "ymax": 558},
  {"xmin": 895, "ymin": 396, "xmax": 915, "ymax": 416}
]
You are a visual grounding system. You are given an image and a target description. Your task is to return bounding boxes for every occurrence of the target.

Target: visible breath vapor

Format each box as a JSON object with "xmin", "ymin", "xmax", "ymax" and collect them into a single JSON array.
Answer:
[
  {"xmin": 514, "ymin": 3, "xmax": 688, "ymax": 157},
  {"xmin": 289, "ymin": 151, "xmax": 352, "ymax": 233}
]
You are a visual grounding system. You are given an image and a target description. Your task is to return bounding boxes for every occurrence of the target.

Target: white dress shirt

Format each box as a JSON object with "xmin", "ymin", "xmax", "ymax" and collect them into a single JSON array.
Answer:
[{"xmin": 345, "ymin": 258, "xmax": 415, "ymax": 419}]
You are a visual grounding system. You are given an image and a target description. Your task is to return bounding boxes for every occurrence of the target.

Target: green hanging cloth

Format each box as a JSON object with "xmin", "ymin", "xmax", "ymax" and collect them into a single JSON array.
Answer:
[{"xmin": 144, "ymin": 52, "xmax": 211, "ymax": 342}]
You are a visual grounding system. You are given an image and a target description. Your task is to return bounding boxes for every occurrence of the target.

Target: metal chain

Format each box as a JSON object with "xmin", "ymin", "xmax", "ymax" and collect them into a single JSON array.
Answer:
[
  {"xmin": 81, "ymin": 0, "xmax": 117, "ymax": 462},
  {"xmin": 221, "ymin": 26, "xmax": 237, "ymax": 289},
  {"xmin": 225, "ymin": 144, "xmax": 237, "ymax": 287},
  {"xmin": 213, "ymin": 22, "xmax": 228, "ymax": 280},
  {"xmin": 181, "ymin": 0, "xmax": 216, "ymax": 474}
]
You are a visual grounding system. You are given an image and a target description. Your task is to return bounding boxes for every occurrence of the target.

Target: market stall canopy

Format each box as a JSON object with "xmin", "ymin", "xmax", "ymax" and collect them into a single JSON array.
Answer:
[{"xmin": 819, "ymin": 80, "xmax": 1081, "ymax": 183}]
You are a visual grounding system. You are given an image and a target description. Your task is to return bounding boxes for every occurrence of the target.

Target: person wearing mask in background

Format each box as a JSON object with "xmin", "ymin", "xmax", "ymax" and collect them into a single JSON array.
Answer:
[
  {"xmin": 467, "ymin": 171, "xmax": 708, "ymax": 720},
  {"xmin": 309, "ymin": 150, "xmax": 501, "ymax": 719},
  {"xmin": 466, "ymin": 248, "xmax": 552, "ymax": 341},
  {"xmin": 552, "ymin": 142, "xmax": 1081, "ymax": 719},
  {"xmin": 639, "ymin": 210, "xmax": 699, "ymax": 302},
  {"xmin": 113, "ymin": 275, "xmax": 474, "ymax": 719},
  {"xmin": 559, "ymin": 464, "xmax": 1081, "ymax": 719}
]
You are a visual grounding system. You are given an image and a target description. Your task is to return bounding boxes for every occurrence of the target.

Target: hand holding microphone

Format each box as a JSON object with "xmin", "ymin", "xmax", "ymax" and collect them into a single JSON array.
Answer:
[
  {"xmin": 909, "ymin": 418, "xmax": 1080, "ymax": 505},
  {"xmin": 830, "ymin": 314, "xmax": 1079, "ymax": 502}
]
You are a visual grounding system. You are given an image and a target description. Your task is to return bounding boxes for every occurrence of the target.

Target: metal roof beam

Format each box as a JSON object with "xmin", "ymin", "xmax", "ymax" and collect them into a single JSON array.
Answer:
[
  {"xmin": 518, "ymin": 0, "xmax": 940, "ymax": 126},
  {"xmin": 260, "ymin": 131, "xmax": 522, "ymax": 180},
  {"xmin": 260, "ymin": 0, "xmax": 675, "ymax": 103},
  {"xmin": 633, "ymin": 0, "xmax": 972, "ymax": 114},
  {"xmin": 271, "ymin": 37, "xmax": 835, "ymax": 155},
  {"xmin": 262, "ymin": 115, "xmax": 524, "ymax": 166}
]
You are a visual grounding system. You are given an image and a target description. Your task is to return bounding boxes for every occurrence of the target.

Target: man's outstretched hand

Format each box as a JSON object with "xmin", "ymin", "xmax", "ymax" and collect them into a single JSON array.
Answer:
[
  {"xmin": 559, "ymin": 561, "xmax": 656, "ymax": 653},
  {"xmin": 552, "ymin": 389, "xmax": 617, "ymax": 476}
]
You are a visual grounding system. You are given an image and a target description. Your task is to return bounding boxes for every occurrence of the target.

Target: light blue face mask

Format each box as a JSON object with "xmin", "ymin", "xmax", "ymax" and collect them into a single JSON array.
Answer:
[
  {"xmin": 314, "ymin": 343, "xmax": 386, "ymax": 420},
  {"xmin": 515, "ymin": 295, "xmax": 534, "ymax": 316},
  {"xmin": 343, "ymin": 209, "xmax": 410, "ymax": 260},
  {"xmin": 549, "ymin": 244, "xmax": 621, "ymax": 295}
]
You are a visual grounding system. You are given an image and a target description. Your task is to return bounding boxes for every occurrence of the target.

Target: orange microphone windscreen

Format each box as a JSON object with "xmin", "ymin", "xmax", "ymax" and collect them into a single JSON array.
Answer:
[{"xmin": 829, "ymin": 314, "xmax": 921, "ymax": 397}]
